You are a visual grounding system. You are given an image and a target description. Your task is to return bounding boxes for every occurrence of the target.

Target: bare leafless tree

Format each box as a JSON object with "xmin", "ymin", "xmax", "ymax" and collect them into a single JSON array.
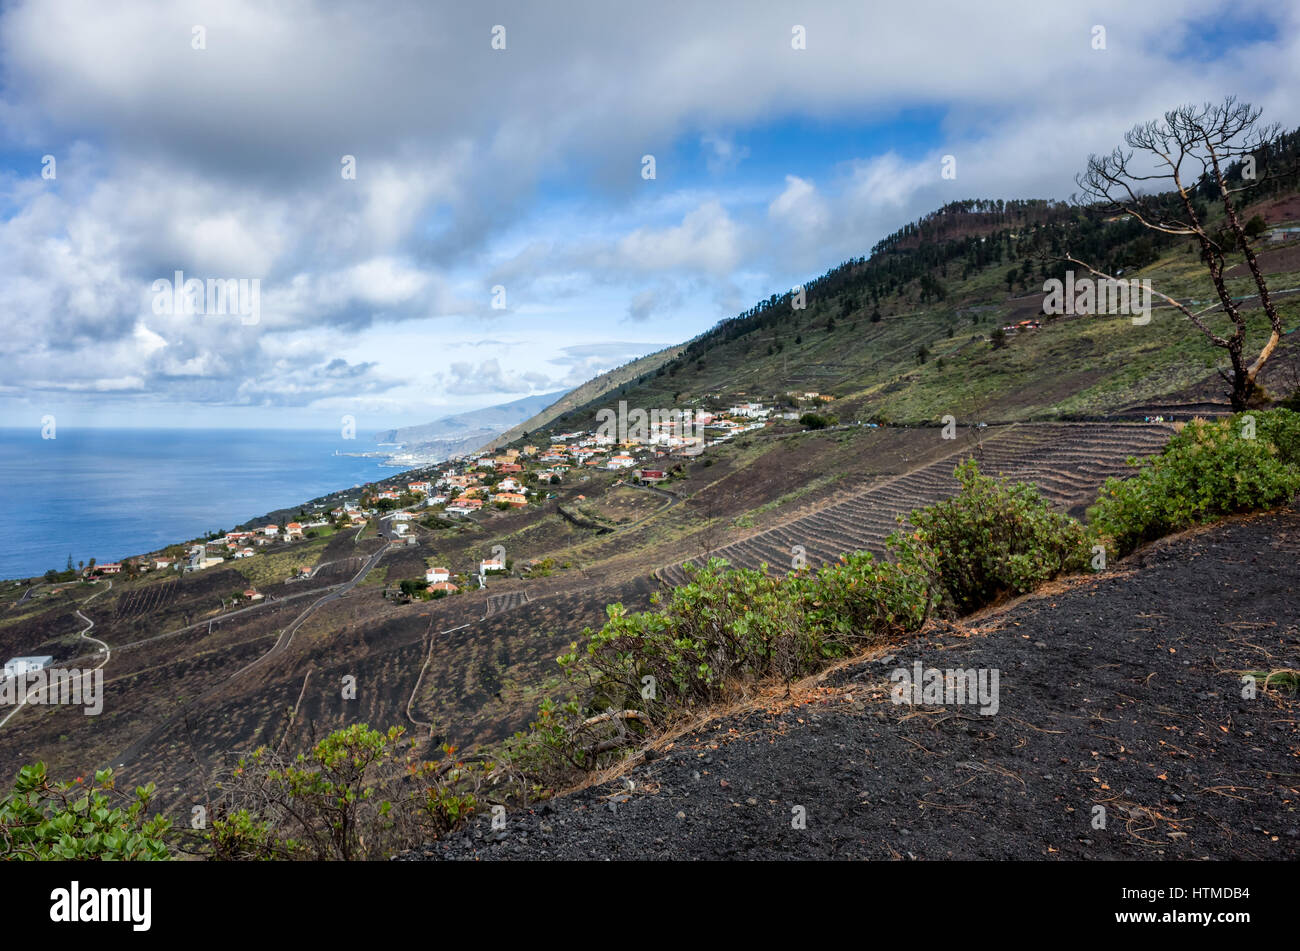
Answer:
[{"xmin": 1069, "ymin": 97, "xmax": 1289, "ymax": 410}]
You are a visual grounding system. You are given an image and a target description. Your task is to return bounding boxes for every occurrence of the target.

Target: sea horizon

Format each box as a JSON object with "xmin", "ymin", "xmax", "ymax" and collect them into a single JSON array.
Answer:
[{"xmin": 0, "ymin": 427, "xmax": 397, "ymax": 582}]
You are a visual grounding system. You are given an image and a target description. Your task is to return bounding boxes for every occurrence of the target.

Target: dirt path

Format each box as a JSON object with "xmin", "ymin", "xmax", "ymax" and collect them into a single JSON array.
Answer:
[
  {"xmin": 406, "ymin": 508, "xmax": 1300, "ymax": 861},
  {"xmin": 108, "ymin": 543, "xmax": 391, "ymax": 769}
]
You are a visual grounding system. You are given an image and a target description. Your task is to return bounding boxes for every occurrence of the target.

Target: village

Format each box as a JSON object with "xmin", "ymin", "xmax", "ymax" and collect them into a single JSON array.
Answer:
[{"xmin": 61, "ymin": 392, "xmax": 839, "ymax": 606}]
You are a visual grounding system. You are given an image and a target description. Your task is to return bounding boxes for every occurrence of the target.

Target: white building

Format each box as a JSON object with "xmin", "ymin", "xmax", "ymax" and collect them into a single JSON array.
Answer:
[
  {"xmin": 5, "ymin": 656, "xmax": 53, "ymax": 678},
  {"xmin": 425, "ymin": 567, "xmax": 450, "ymax": 584}
]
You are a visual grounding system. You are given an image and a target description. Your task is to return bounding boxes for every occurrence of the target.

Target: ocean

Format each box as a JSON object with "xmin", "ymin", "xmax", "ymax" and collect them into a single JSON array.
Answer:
[{"xmin": 0, "ymin": 428, "xmax": 395, "ymax": 581}]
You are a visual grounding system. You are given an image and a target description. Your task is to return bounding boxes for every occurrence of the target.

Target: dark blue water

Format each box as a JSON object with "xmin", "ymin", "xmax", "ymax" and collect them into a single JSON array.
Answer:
[{"xmin": 0, "ymin": 429, "xmax": 393, "ymax": 581}]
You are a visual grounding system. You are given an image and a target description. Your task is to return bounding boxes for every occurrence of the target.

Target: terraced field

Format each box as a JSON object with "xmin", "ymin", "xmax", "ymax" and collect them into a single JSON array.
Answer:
[
  {"xmin": 656, "ymin": 422, "xmax": 1174, "ymax": 586},
  {"xmin": 484, "ymin": 589, "xmax": 529, "ymax": 617}
]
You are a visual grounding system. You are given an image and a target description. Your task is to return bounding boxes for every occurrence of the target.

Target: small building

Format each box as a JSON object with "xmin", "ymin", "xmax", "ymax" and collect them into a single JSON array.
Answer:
[
  {"xmin": 427, "ymin": 581, "xmax": 458, "ymax": 595},
  {"xmin": 425, "ymin": 567, "xmax": 450, "ymax": 584},
  {"xmin": 4, "ymin": 656, "xmax": 54, "ymax": 678},
  {"xmin": 480, "ymin": 559, "xmax": 506, "ymax": 573},
  {"xmin": 637, "ymin": 468, "xmax": 667, "ymax": 483}
]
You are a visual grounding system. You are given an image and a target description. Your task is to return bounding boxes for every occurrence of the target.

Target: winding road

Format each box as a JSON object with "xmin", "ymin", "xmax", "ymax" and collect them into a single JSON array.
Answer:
[{"xmin": 0, "ymin": 581, "xmax": 113, "ymax": 730}]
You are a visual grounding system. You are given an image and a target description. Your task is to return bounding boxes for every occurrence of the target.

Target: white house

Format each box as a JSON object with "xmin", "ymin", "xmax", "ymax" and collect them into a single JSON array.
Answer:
[
  {"xmin": 425, "ymin": 567, "xmax": 450, "ymax": 584},
  {"xmin": 5, "ymin": 656, "xmax": 54, "ymax": 678},
  {"xmin": 480, "ymin": 559, "xmax": 506, "ymax": 573}
]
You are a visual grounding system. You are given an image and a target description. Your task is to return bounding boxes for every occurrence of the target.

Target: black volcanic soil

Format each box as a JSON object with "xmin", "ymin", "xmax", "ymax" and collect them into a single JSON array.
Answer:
[{"xmin": 404, "ymin": 508, "xmax": 1300, "ymax": 861}]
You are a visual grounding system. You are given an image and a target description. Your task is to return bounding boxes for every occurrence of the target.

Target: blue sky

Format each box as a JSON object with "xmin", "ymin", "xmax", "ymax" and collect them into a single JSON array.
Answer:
[{"xmin": 1, "ymin": 0, "xmax": 1297, "ymax": 433}]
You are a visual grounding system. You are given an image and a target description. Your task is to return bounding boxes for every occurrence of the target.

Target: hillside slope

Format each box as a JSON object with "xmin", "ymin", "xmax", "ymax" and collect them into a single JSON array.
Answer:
[
  {"xmin": 480, "ymin": 345, "xmax": 685, "ymax": 452},
  {"xmin": 498, "ymin": 187, "xmax": 1300, "ymax": 446},
  {"xmin": 407, "ymin": 508, "xmax": 1300, "ymax": 861},
  {"xmin": 376, "ymin": 390, "xmax": 567, "ymax": 462}
]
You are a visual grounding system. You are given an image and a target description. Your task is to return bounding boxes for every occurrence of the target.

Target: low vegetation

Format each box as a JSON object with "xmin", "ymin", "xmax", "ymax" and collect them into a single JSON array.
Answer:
[
  {"xmin": 205, "ymin": 725, "xmax": 482, "ymax": 861},
  {"xmin": 1090, "ymin": 410, "xmax": 1300, "ymax": 555},
  {"xmin": 0, "ymin": 764, "xmax": 170, "ymax": 860},
  {"xmin": 10, "ymin": 408, "xmax": 1298, "ymax": 858},
  {"xmin": 508, "ymin": 416, "xmax": 1300, "ymax": 791},
  {"xmin": 905, "ymin": 459, "xmax": 1090, "ymax": 615}
]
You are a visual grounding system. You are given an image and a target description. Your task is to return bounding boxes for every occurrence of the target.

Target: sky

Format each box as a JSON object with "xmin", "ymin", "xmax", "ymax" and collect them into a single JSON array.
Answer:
[{"xmin": 0, "ymin": 0, "xmax": 1296, "ymax": 433}]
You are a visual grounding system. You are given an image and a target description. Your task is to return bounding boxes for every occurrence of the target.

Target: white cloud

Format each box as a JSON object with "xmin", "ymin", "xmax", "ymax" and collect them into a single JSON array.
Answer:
[{"xmin": 1, "ymin": 0, "xmax": 1298, "ymax": 424}]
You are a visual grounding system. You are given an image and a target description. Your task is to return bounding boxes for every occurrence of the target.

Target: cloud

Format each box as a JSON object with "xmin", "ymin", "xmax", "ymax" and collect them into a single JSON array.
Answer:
[
  {"xmin": 627, "ymin": 282, "xmax": 685, "ymax": 322},
  {"xmin": 1, "ymin": 0, "xmax": 1298, "ymax": 424},
  {"xmin": 613, "ymin": 200, "xmax": 742, "ymax": 275},
  {"xmin": 702, "ymin": 132, "xmax": 750, "ymax": 174},
  {"xmin": 441, "ymin": 358, "xmax": 556, "ymax": 395}
]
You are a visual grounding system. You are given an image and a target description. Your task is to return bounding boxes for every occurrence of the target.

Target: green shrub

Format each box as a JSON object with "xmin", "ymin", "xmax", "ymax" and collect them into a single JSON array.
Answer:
[
  {"xmin": 799, "ymin": 412, "xmax": 833, "ymax": 430},
  {"xmin": 557, "ymin": 563, "xmax": 804, "ymax": 717},
  {"xmin": 902, "ymin": 460, "xmax": 1090, "ymax": 615},
  {"xmin": 786, "ymin": 547, "xmax": 937, "ymax": 652},
  {"xmin": 503, "ymin": 695, "xmax": 595, "ymax": 789},
  {"xmin": 555, "ymin": 543, "xmax": 939, "ymax": 725},
  {"xmin": 0, "ymin": 763, "xmax": 171, "ymax": 860},
  {"xmin": 210, "ymin": 724, "xmax": 481, "ymax": 861},
  {"xmin": 1250, "ymin": 408, "xmax": 1300, "ymax": 467},
  {"xmin": 1089, "ymin": 411, "xmax": 1300, "ymax": 557}
]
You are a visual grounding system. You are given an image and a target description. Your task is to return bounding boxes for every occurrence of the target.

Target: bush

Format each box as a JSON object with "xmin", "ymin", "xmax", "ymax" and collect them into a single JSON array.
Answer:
[
  {"xmin": 901, "ymin": 460, "xmax": 1090, "ymax": 615},
  {"xmin": 555, "ymin": 543, "xmax": 940, "ymax": 724},
  {"xmin": 209, "ymin": 725, "xmax": 481, "ymax": 860},
  {"xmin": 506, "ymin": 547, "xmax": 940, "ymax": 787},
  {"xmin": 1089, "ymin": 411, "xmax": 1300, "ymax": 557},
  {"xmin": 786, "ymin": 547, "xmax": 937, "ymax": 653},
  {"xmin": 799, "ymin": 413, "xmax": 834, "ymax": 430},
  {"xmin": 514, "ymin": 463, "xmax": 1099, "ymax": 779},
  {"xmin": 0, "ymin": 763, "xmax": 171, "ymax": 860}
]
